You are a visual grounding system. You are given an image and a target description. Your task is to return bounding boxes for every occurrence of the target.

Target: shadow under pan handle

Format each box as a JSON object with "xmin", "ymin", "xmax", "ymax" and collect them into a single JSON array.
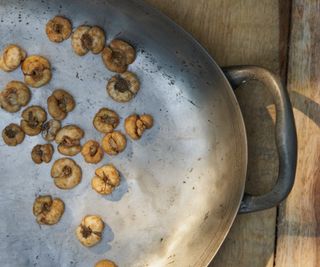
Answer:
[{"xmin": 222, "ymin": 66, "xmax": 297, "ymax": 213}]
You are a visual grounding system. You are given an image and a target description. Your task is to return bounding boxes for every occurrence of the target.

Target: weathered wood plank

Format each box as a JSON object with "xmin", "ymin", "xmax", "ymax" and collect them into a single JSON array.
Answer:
[
  {"xmin": 145, "ymin": 1, "xmax": 284, "ymax": 266},
  {"xmin": 275, "ymin": 1, "xmax": 320, "ymax": 266}
]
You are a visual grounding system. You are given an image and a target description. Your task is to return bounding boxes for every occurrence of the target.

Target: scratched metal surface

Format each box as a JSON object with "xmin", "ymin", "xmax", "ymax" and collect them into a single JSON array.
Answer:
[{"xmin": 0, "ymin": 0, "xmax": 247, "ymax": 266}]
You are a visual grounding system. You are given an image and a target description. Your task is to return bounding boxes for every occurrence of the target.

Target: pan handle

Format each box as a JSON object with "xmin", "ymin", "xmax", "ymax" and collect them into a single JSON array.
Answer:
[{"xmin": 222, "ymin": 66, "xmax": 297, "ymax": 213}]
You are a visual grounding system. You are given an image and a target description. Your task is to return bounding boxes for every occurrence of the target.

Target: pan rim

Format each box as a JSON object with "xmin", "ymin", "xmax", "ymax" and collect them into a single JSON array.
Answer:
[{"xmin": 134, "ymin": 0, "xmax": 248, "ymax": 265}]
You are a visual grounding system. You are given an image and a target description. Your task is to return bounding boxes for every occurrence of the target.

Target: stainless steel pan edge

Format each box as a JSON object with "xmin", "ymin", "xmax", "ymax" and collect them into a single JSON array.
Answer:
[{"xmin": 130, "ymin": 2, "xmax": 249, "ymax": 264}]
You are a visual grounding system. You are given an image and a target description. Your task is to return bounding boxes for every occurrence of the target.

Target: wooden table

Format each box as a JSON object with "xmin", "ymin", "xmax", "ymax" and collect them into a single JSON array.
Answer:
[{"xmin": 145, "ymin": 0, "xmax": 319, "ymax": 266}]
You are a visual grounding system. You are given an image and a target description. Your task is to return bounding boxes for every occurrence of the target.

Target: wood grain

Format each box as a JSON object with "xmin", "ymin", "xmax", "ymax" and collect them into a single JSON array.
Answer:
[
  {"xmin": 278, "ymin": 0, "xmax": 293, "ymax": 84},
  {"xmin": 275, "ymin": 1, "xmax": 320, "ymax": 266},
  {"xmin": 145, "ymin": 0, "xmax": 283, "ymax": 266}
]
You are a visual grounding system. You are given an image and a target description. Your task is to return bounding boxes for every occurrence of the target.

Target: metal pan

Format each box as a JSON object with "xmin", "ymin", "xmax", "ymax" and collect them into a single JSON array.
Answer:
[{"xmin": 0, "ymin": 0, "xmax": 297, "ymax": 266}]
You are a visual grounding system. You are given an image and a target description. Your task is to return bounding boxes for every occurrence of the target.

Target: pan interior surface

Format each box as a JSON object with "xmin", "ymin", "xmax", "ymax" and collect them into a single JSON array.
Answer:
[{"xmin": 0, "ymin": 0, "xmax": 247, "ymax": 266}]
